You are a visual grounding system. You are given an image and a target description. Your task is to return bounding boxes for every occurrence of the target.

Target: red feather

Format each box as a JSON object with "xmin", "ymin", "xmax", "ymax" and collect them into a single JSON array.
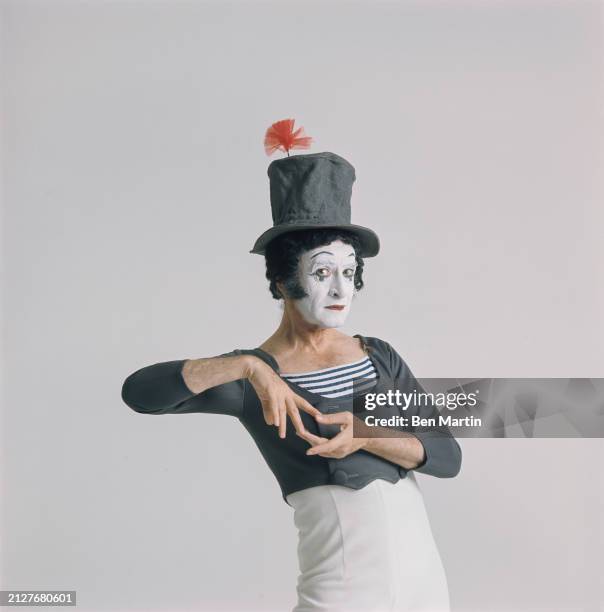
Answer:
[{"xmin": 264, "ymin": 118, "xmax": 313, "ymax": 156}]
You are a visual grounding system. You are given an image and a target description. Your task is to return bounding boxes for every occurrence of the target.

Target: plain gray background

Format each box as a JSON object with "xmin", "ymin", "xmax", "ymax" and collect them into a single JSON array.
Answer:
[{"xmin": 2, "ymin": 0, "xmax": 603, "ymax": 610}]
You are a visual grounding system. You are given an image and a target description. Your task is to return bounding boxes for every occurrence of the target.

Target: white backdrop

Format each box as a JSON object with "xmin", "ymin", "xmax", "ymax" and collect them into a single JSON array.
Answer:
[{"xmin": 2, "ymin": 1, "xmax": 603, "ymax": 610}]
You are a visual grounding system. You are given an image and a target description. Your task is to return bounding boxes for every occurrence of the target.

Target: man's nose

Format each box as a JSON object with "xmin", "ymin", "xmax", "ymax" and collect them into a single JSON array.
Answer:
[{"xmin": 329, "ymin": 271, "xmax": 346, "ymax": 298}]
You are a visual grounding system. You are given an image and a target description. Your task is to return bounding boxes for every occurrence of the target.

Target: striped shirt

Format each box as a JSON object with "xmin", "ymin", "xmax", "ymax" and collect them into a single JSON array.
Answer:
[{"xmin": 282, "ymin": 356, "xmax": 378, "ymax": 399}]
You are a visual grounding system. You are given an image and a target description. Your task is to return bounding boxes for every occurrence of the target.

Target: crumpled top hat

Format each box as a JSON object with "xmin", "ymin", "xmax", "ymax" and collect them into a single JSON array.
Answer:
[{"xmin": 250, "ymin": 119, "xmax": 380, "ymax": 258}]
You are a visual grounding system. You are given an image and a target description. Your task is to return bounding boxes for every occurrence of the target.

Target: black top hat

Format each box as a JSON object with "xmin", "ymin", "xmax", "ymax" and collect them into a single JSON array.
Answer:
[{"xmin": 250, "ymin": 151, "xmax": 380, "ymax": 257}]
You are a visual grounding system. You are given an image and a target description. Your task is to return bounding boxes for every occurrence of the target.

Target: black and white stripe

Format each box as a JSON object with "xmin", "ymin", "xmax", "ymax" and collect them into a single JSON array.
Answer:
[{"xmin": 282, "ymin": 356, "xmax": 377, "ymax": 399}]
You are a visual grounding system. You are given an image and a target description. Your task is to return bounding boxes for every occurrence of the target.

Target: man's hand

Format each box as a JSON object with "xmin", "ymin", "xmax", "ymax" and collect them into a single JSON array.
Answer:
[
  {"xmin": 298, "ymin": 409, "xmax": 428, "ymax": 470},
  {"xmin": 245, "ymin": 356, "xmax": 322, "ymax": 439},
  {"xmin": 296, "ymin": 411, "xmax": 368, "ymax": 459}
]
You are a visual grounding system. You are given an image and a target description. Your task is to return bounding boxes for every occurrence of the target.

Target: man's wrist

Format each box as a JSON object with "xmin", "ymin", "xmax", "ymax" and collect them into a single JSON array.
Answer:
[
  {"xmin": 357, "ymin": 431, "xmax": 427, "ymax": 470},
  {"xmin": 240, "ymin": 354, "xmax": 263, "ymax": 379},
  {"xmin": 361, "ymin": 436, "xmax": 375, "ymax": 452}
]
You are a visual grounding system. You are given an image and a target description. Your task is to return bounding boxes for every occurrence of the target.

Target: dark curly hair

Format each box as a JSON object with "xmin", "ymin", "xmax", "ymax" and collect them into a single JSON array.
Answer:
[{"xmin": 264, "ymin": 229, "xmax": 365, "ymax": 300}]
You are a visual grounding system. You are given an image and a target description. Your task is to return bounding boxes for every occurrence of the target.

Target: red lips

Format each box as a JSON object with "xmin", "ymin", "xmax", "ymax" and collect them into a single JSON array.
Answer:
[{"xmin": 325, "ymin": 305, "xmax": 345, "ymax": 310}]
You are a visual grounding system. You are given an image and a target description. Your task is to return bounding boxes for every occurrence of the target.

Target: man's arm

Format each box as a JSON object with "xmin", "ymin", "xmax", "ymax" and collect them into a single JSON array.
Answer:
[
  {"xmin": 355, "ymin": 421, "xmax": 427, "ymax": 470},
  {"xmin": 121, "ymin": 351, "xmax": 255, "ymax": 417},
  {"xmin": 121, "ymin": 350, "xmax": 321, "ymax": 435},
  {"xmin": 180, "ymin": 355, "xmax": 255, "ymax": 394},
  {"xmin": 381, "ymin": 340, "xmax": 462, "ymax": 478}
]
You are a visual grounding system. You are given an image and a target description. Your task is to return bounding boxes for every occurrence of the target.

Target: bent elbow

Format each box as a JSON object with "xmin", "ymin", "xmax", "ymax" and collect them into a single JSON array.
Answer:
[
  {"xmin": 413, "ymin": 434, "xmax": 462, "ymax": 478},
  {"xmin": 443, "ymin": 439, "xmax": 462, "ymax": 478},
  {"xmin": 121, "ymin": 375, "xmax": 144, "ymax": 413},
  {"xmin": 121, "ymin": 373, "xmax": 164, "ymax": 415}
]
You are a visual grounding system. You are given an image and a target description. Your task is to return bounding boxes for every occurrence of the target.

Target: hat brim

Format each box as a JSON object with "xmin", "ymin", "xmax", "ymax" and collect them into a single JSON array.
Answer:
[{"xmin": 250, "ymin": 224, "xmax": 380, "ymax": 258}]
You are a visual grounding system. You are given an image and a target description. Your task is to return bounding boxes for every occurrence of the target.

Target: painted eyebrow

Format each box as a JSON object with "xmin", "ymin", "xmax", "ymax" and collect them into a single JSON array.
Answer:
[{"xmin": 310, "ymin": 250, "xmax": 355, "ymax": 259}]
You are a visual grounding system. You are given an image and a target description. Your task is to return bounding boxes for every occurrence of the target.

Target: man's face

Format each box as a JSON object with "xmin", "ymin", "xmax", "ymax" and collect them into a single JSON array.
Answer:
[{"xmin": 294, "ymin": 240, "xmax": 357, "ymax": 327}]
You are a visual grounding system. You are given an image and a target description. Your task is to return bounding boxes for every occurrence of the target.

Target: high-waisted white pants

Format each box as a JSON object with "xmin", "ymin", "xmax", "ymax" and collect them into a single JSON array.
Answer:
[{"xmin": 286, "ymin": 475, "xmax": 450, "ymax": 612}]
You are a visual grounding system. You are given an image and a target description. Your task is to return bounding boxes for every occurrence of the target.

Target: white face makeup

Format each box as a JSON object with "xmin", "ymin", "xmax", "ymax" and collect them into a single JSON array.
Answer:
[{"xmin": 294, "ymin": 240, "xmax": 357, "ymax": 328}]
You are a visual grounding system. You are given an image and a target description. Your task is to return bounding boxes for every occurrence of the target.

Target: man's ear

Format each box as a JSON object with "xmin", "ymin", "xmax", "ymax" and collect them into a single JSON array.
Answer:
[{"xmin": 276, "ymin": 280, "xmax": 286, "ymax": 299}]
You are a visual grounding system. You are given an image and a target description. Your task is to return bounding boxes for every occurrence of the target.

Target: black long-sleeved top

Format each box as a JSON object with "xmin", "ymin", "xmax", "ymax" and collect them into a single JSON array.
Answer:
[{"xmin": 121, "ymin": 334, "xmax": 462, "ymax": 504}]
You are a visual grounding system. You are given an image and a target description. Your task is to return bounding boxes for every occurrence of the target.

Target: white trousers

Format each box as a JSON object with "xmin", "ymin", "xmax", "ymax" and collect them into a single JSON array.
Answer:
[{"xmin": 286, "ymin": 475, "xmax": 451, "ymax": 612}]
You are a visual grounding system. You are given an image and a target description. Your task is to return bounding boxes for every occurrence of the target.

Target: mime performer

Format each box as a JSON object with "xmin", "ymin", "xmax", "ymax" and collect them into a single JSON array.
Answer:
[{"xmin": 122, "ymin": 118, "xmax": 462, "ymax": 612}]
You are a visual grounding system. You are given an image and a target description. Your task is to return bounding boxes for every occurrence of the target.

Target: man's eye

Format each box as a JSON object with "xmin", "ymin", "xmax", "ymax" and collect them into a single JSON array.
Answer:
[
  {"xmin": 313, "ymin": 268, "xmax": 331, "ymax": 279},
  {"xmin": 343, "ymin": 268, "xmax": 356, "ymax": 279}
]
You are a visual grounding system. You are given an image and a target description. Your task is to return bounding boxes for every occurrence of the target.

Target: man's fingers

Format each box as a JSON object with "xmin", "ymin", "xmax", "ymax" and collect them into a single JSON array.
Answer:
[
  {"xmin": 313, "ymin": 411, "xmax": 351, "ymax": 425},
  {"xmin": 306, "ymin": 432, "xmax": 345, "ymax": 455},
  {"xmin": 266, "ymin": 397, "xmax": 280, "ymax": 428},
  {"xmin": 296, "ymin": 429, "xmax": 326, "ymax": 445},
  {"xmin": 278, "ymin": 405, "xmax": 287, "ymax": 438},
  {"xmin": 264, "ymin": 390, "xmax": 348, "ymax": 440},
  {"xmin": 286, "ymin": 399, "xmax": 307, "ymax": 435},
  {"xmin": 296, "ymin": 397, "xmax": 322, "ymax": 418},
  {"xmin": 262, "ymin": 405, "xmax": 273, "ymax": 426}
]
